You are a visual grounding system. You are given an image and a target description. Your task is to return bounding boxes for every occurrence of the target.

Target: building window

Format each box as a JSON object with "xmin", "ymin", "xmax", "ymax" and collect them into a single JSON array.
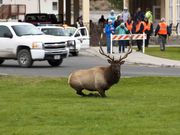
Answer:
[
  {"xmin": 0, "ymin": 0, "xmax": 3, "ymax": 4},
  {"xmin": 52, "ymin": 2, "xmax": 58, "ymax": 11}
]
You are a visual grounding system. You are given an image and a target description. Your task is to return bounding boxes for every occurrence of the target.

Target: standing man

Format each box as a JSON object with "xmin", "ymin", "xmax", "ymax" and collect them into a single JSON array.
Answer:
[
  {"xmin": 143, "ymin": 17, "xmax": 153, "ymax": 47},
  {"xmin": 134, "ymin": 17, "xmax": 144, "ymax": 51},
  {"xmin": 155, "ymin": 18, "xmax": 170, "ymax": 51},
  {"xmin": 104, "ymin": 19, "xmax": 115, "ymax": 53},
  {"xmin": 125, "ymin": 16, "xmax": 134, "ymax": 34},
  {"xmin": 122, "ymin": 7, "xmax": 130, "ymax": 23},
  {"xmin": 108, "ymin": 10, "xmax": 116, "ymax": 25}
]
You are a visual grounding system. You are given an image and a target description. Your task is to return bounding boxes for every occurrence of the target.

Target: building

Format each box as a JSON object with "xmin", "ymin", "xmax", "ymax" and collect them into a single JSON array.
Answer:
[
  {"xmin": 123, "ymin": 0, "xmax": 180, "ymax": 34},
  {"xmin": 0, "ymin": 0, "xmax": 89, "ymax": 28},
  {"xmin": 0, "ymin": 0, "xmax": 59, "ymax": 20}
]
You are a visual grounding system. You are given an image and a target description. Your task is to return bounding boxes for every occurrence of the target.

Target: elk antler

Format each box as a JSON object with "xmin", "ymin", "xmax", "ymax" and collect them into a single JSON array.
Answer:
[
  {"xmin": 99, "ymin": 42, "xmax": 114, "ymax": 61},
  {"xmin": 118, "ymin": 33, "xmax": 133, "ymax": 62}
]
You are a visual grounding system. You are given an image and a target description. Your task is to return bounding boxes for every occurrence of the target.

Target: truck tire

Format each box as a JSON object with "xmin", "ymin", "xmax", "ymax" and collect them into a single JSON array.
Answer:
[
  {"xmin": 71, "ymin": 52, "xmax": 79, "ymax": 56},
  {"xmin": 17, "ymin": 49, "xmax": 33, "ymax": 67},
  {"xmin": 48, "ymin": 58, "xmax": 63, "ymax": 67},
  {"xmin": 0, "ymin": 59, "xmax": 5, "ymax": 65}
]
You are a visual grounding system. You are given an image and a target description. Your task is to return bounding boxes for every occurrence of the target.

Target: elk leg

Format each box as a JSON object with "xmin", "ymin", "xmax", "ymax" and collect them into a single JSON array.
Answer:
[
  {"xmin": 98, "ymin": 90, "xmax": 107, "ymax": 97},
  {"xmin": 76, "ymin": 90, "xmax": 86, "ymax": 96}
]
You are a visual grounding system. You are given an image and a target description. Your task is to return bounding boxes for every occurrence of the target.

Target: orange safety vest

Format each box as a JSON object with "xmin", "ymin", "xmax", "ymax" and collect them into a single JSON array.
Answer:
[
  {"xmin": 126, "ymin": 21, "xmax": 133, "ymax": 31},
  {"xmin": 136, "ymin": 21, "xmax": 143, "ymax": 33},
  {"xmin": 143, "ymin": 22, "xmax": 151, "ymax": 32},
  {"xmin": 158, "ymin": 22, "xmax": 168, "ymax": 35}
]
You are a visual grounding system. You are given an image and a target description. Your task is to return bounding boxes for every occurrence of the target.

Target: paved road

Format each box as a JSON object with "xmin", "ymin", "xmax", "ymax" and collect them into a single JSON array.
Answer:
[{"xmin": 0, "ymin": 54, "xmax": 180, "ymax": 77}]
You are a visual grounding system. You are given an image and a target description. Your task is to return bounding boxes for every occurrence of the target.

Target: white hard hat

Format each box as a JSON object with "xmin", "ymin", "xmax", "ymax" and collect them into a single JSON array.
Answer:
[
  {"xmin": 161, "ymin": 18, "xmax": 166, "ymax": 22},
  {"xmin": 110, "ymin": 10, "xmax": 114, "ymax": 13},
  {"xmin": 124, "ymin": 7, "xmax": 128, "ymax": 10},
  {"xmin": 108, "ymin": 19, "xmax": 112, "ymax": 23}
]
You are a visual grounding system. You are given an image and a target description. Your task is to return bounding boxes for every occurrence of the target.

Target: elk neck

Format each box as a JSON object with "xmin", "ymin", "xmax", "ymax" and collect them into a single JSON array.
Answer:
[{"xmin": 104, "ymin": 64, "xmax": 121, "ymax": 85}]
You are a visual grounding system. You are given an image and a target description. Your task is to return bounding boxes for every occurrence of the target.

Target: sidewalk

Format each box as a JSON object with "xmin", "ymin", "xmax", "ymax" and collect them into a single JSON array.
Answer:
[{"xmin": 81, "ymin": 46, "xmax": 180, "ymax": 68}]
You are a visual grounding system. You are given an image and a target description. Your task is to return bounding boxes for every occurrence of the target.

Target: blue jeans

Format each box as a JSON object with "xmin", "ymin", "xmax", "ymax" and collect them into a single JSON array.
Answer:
[{"xmin": 106, "ymin": 36, "xmax": 111, "ymax": 53}]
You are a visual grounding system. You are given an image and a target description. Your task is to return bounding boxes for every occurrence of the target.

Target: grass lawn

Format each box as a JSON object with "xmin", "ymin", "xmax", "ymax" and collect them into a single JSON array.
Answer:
[
  {"xmin": 0, "ymin": 76, "xmax": 180, "ymax": 135},
  {"xmin": 145, "ymin": 47, "xmax": 180, "ymax": 60}
]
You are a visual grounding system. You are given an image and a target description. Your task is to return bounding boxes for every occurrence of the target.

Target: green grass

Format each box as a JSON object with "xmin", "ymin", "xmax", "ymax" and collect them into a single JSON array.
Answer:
[
  {"xmin": 0, "ymin": 76, "xmax": 180, "ymax": 135},
  {"xmin": 145, "ymin": 47, "xmax": 180, "ymax": 60}
]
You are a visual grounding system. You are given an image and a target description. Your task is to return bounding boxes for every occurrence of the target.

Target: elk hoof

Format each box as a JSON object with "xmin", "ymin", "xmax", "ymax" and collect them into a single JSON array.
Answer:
[{"xmin": 87, "ymin": 93, "xmax": 101, "ymax": 97}]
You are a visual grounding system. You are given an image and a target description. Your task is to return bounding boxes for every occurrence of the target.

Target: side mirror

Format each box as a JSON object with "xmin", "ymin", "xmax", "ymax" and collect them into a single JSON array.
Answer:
[{"xmin": 4, "ymin": 33, "xmax": 13, "ymax": 38}]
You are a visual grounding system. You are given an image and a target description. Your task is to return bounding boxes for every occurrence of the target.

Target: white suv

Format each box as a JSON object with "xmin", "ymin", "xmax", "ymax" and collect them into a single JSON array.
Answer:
[{"xmin": 0, "ymin": 22, "xmax": 69, "ymax": 67}]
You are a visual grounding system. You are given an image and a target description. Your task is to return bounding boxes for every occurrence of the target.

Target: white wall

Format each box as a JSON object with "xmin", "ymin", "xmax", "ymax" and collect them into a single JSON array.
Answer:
[{"xmin": 1, "ymin": 0, "xmax": 58, "ymax": 14}]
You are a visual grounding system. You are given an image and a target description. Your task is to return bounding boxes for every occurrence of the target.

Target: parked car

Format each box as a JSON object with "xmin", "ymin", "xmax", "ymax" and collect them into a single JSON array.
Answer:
[
  {"xmin": 37, "ymin": 25, "xmax": 90, "ymax": 56},
  {"xmin": 24, "ymin": 13, "xmax": 63, "ymax": 26},
  {"xmin": 0, "ymin": 22, "xmax": 69, "ymax": 67}
]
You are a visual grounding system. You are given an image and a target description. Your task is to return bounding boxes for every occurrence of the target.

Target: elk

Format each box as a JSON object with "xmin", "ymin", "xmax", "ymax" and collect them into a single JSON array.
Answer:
[{"xmin": 68, "ymin": 38, "xmax": 132, "ymax": 97}]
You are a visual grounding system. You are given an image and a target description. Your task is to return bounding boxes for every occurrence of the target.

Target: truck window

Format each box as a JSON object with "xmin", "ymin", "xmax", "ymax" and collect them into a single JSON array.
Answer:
[{"xmin": 0, "ymin": 26, "xmax": 12, "ymax": 38}]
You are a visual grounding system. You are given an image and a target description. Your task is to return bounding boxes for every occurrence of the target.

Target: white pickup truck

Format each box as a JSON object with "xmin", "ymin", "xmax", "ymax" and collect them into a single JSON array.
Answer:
[
  {"xmin": 0, "ymin": 22, "xmax": 70, "ymax": 67},
  {"xmin": 37, "ymin": 25, "xmax": 90, "ymax": 56}
]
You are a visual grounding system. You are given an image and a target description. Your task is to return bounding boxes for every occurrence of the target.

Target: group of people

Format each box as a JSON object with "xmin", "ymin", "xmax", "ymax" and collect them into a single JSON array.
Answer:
[{"xmin": 99, "ymin": 7, "xmax": 170, "ymax": 53}]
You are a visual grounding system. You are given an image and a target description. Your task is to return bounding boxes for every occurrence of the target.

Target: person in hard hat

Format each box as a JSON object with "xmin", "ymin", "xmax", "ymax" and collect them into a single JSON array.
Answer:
[
  {"xmin": 104, "ymin": 19, "xmax": 115, "ymax": 53},
  {"xmin": 122, "ymin": 7, "xmax": 130, "ymax": 23},
  {"xmin": 155, "ymin": 18, "xmax": 170, "ymax": 51},
  {"xmin": 108, "ymin": 10, "xmax": 116, "ymax": 24}
]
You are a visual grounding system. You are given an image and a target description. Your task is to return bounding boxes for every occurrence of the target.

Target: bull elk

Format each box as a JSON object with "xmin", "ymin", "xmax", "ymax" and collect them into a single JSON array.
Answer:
[{"xmin": 68, "ymin": 37, "xmax": 132, "ymax": 97}]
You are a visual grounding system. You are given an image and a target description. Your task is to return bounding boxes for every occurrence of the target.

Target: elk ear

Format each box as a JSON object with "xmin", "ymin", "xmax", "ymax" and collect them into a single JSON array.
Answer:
[
  {"xmin": 120, "ymin": 61, "xmax": 125, "ymax": 65},
  {"xmin": 107, "ymin": 59, "xmax": 112, "ymax": 64}
]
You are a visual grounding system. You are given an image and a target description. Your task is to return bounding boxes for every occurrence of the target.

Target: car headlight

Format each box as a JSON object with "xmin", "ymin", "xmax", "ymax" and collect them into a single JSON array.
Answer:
[
  {"xmin": 32, "ymin": 42, "xmax": 43, "ymax": 49},
  {"xmin": 67, "ymin": 40, "xmax": 75, "ymax": 47}
]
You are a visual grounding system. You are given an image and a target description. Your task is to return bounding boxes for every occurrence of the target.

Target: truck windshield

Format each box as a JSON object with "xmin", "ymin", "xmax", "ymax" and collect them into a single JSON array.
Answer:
[
  {"xmin": 12, "ymin": 25, "xmax": 44, "ymax": 36},
  {"xmin": 41, "ymin": 28, "xmax": 66, "ymax": 36}
]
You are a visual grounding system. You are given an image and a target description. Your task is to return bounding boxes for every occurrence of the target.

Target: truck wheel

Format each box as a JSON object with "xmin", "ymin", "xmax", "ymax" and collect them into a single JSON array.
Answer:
[
  {"xmin": 0, "ymin": 59, "xmax": 5, "ymax": 65},
  {"xmin": 17, "ymin": 49, "xmax": 33, "ymax": 67},
  {"xmin": 48, "ymin": 58, "xmax": 63, "ymax": 67},
  {"xmin": 71, "ymin": 52, "xmax": 79, "ymax": 56}
]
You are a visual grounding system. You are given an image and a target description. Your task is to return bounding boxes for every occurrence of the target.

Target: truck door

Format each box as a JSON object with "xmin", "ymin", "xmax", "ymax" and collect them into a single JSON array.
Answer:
[
  {"xmin": 74, "ymin": 27, "xmax": 90, "ymax": 48},
  {"xmin": 0, "ymin": 25, "xmax": 15, "ymax": 58}
]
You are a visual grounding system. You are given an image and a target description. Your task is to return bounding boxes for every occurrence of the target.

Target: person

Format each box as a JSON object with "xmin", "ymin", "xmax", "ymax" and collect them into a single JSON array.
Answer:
[
  {"xmin": 134, "ymin": 7, "xmax": 144, "ymax": 23},
  {"xmin": 125, "ymin": 16, "xmax": 134, "ymax": 34},
  {"xmin": 155, "ymin": 18, "xmax": 170, "ymax": 51},
  {"xmin": 108, "ymin": 10, "xmax": 116, "ymax": 24},
  {"xmin": 134, "ymin": 17, "xmax": 144, "ymax": 51},
  {"xmin": 145, "ymin": 8, "xmax": 153, "ymax": 23},
  {"xmin": 104, "ymin": 19, "xmax": 115, "ymax": 53},
  {"xmin": 98, "ymin": 15, "xmax": 106, "ymax": 28},
  {"xmin": 122, "ymin": 7, "xmax": 131, "ymax": 23},
  {"xmin": 125, "ymin": 16, "xmax": 134, "ymax": 46},
  {"xmin": 114, "ymin": 14, "xmax": 123, "ymax": 28},
  {"xmin": 75, "ymin": 16, "xmax": 85, "ymax": 35},
  {"xmin": 143, "ymin": 17, "xmax": 153, "ymax": 47},
  {"xmin": 115, "ymin": 23, "xmax": 128, "ymax": 53},
  {"xmin": 76, "ymin": 16, "xmax": 84, "ymax": 28}
]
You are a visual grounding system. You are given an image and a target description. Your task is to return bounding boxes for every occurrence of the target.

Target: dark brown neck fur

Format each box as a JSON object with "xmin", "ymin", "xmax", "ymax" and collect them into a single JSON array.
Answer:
[{"xmin": 104, "ymin": 65, "xmax": 121, "ymax": 86}]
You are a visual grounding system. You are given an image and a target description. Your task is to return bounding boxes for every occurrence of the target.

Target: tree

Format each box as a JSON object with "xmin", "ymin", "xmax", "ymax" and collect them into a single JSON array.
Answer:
[{"xmin": 108, "ymin": 0, "xmax": 123, "ymax": 10}]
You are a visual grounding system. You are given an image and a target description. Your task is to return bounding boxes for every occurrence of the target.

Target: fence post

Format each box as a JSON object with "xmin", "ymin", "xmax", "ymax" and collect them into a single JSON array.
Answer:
[
  {"xmin": 142, "ymin": 32, "xmax": 146, "ymax": 53},
  {"xmin": 110, "ymin": 33, "xmax": 113, "ymax": 54}
]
